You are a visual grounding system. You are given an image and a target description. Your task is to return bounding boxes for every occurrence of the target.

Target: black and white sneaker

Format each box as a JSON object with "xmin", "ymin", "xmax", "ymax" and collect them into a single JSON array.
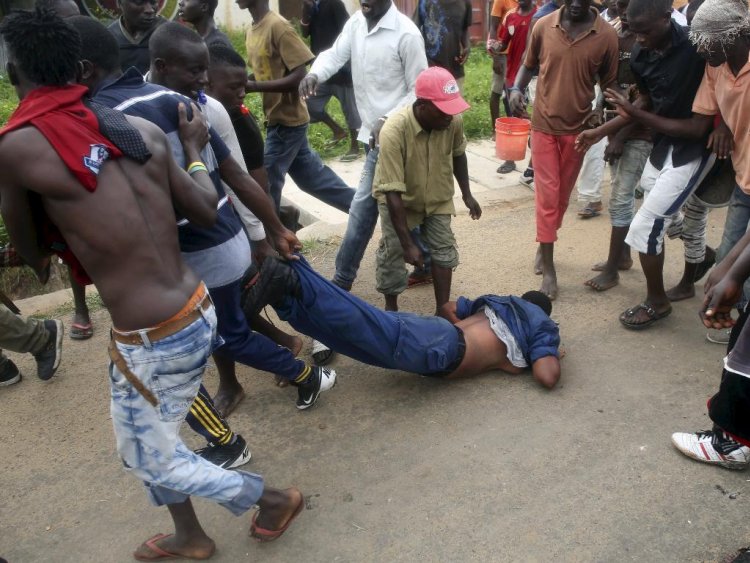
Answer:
[
  {"xmin": 296, "ymin": 366, "xmax": 336, "ymax": 411},
  {"xmin": 0, "ymin": 358, "xmax": 21, "ymax": 387},
  {"xmin": 34, "ymin": 319, "xmax": 63, "ymax": 381},
  {"xmin": 195, "ymin": 434, "xmax": 252, "ymax": 469}
]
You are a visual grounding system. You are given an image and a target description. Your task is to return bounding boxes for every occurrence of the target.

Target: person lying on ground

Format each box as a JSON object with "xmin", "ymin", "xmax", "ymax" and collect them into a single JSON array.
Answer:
[{"xmin": 243, "ymin": 256, "xmax": 562, "ymax": 389}]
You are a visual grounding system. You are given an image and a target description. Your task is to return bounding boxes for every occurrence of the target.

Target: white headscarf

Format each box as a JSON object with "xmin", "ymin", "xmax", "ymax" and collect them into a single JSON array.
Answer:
[{"xmin": 690, "ymin": 0, "xmax": 750, "ymax": 49}]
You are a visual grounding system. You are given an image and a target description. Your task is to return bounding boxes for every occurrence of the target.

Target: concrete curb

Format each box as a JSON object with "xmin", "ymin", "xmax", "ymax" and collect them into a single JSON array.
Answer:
[{"xmin": 292, "ymin": 139, "xmax": 536, "ymax": 241}]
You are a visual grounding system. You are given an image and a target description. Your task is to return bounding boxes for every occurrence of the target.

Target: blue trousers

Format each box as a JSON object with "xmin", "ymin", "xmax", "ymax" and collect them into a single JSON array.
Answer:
[
  {"xmin": 209, "ymin": 278, "xmax": 306, "ymax": 381},
  {"xmin": 264, "ymin": 123, "xmax": 354, "ymax": 213},
  {"xmin": 275, "ymin": 257, "xmax": 462, "ymax": 375}
]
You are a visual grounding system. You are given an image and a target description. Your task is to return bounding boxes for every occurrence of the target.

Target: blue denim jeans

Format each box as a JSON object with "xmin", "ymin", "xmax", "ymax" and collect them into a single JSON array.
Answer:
[
  {"xmin": 109, "ymin": 303, "xmax": 264, "ymax": 513},
  {"xmin": 333, "ymin": 146, "xmax": 432, "ymax": 289},
  {"xmin": 209, "ymin": 278, "xmax": 306, "ymax": 381},
  {"xmin": 264, "ymin": 123, "xmax": 354, "ymax": 213},
  {"xmin": 333, "ymin": 145, "xmax": 380, "ymax": 289},
  {"xmin": 608, "ymin": 139, "xmax": 652, "ymax": 228},
  {"xmin": 717, "ymin": 184, "xmax": 750, "ymax": 309}
]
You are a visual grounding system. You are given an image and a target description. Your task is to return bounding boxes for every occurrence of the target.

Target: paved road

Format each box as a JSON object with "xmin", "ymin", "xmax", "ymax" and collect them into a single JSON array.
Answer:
[{"xmin": 1, "ymin": 149, "xmax": 745, "ymax": 562}]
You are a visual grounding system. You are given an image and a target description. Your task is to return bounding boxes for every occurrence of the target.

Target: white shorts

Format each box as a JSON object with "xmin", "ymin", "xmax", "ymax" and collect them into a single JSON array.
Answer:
[{"xmin": 625, "ymin": 145, "xmax": 716, "ymax": 255}]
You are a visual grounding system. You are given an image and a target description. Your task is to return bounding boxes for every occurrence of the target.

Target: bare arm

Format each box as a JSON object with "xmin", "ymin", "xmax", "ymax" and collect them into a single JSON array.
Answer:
[
  {"xmin": 165, "ymin": 140, "xmax": 217, "ymax": 229},
  {"xmin": 174, "ymin": 103, "xmax": 220, "ymax": 221},
  {"xmin": 531, "ymin": 356, "xmax": 561, "ymax": 389},
  {"xmin": 385, "ymin": 192, "xmax": 423, "ymax": 269},
  {"xmin": 438, "ymin": 300, "xmax": 461, "ymax": 324},
  {"xmin": 453, "ymin": 153, "xmax": 481, "ymax": 219},
  {"xmin": 218, "ymin": 157, "xmax": 302, "ymax": 260},
  {"xmin": 605, "ymin": 88, "xmax": 713, "ymax": 140},
  {"xmin": 247, "ymin": 66, "xmax": 308, "ymax": 94},
  {"xmin": 0, "ymin": 171, "xmax": 50, "ymax": 282}
]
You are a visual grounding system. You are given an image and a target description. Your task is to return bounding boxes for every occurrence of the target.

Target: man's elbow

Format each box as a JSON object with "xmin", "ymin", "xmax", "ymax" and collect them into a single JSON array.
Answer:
[
  {"xmin": 531, "ymin": 357, "xmax": 561, "ymax": 389},
  {"xmin": 534, "ymin": 369, "xmax": 560, "ymax": 389}
]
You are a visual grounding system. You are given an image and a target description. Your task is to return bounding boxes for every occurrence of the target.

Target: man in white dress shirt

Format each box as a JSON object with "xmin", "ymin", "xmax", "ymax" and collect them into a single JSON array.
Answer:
[{"xmin": 299, "ymin": 0, "xmax": 428, "ymax": 294}]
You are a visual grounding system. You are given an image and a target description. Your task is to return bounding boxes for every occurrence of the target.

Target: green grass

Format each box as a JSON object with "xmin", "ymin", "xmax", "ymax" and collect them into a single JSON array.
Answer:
[
  {"xmin": 29, "ymin": 291, "xmax": 104, "ymax": 320},
  {"xmin": 225, "ymin": 28, "xmax": 494, "ymax": 160}
]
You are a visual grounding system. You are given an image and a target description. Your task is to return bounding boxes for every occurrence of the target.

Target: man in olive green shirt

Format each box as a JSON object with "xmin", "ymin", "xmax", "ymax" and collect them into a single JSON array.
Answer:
[{"xmin": 373, "ymin": 67, "xmax": 481, "ymax": 313}]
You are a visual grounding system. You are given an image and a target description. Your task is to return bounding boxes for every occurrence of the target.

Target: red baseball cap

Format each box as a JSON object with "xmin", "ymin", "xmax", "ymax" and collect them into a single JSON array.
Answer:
[{"xmin": 415, "ymin": 67, "xmax": 470, "ymax": 115}]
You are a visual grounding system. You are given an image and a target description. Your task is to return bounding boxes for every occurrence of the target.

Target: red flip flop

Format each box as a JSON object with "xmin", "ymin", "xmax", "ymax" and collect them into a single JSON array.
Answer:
[
  {"xmin": 69, "ymin": 322, "xmax": 93, "ymax": 340},
  {"xmin": 133, "ymin": 533, "xmax": 214, "ymax": 561},
  {"xmin": 249, "ymin": 492, "xmax": 305, "ymax": 542}
]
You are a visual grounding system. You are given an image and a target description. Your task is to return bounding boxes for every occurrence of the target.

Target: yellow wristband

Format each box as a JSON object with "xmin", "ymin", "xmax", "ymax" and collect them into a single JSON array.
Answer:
[{"xmin": 187, "ymin": 162, "xmax": 208, "ymax": 175}]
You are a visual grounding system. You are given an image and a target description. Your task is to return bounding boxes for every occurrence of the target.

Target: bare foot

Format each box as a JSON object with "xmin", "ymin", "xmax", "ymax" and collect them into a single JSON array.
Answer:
[
  {"xmin": 584, "ymin": 270, "xmax": 619, "ymax": 292},
  {"xmin": 534, "ymin": 247, "xmax": 543, "ymax": 275},
  {"xmin": 540, "ymin": 273, "xmax": 558, "ymax": 300},
  {"xmin": 591, "ymin": 258, "xmax": 633, "ymax": 272},
  {"xmin": 133, "ymin": 533, "xmax": 215, "ymax": 561},
  {"xmin": 275, "ymin": 375, "xmax": 289, "ymax": 388},
  {"xmin": 213, "ymin": 386, "xmax": 246, "ymax": 418},
  {"xmin": 665, "ymin": 282, "xmax": 696, "ymax": 302},
  {"xmin": 250, "ymin": 487, "xmax": 305, "ymax": 542}
]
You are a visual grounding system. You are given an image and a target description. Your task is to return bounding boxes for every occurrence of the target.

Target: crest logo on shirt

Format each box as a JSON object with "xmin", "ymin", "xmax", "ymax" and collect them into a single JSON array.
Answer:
[
  {"xmin": 443, "ymin": 80, "xmax": 460, "ymax": 95},
  {"xmin": 83, "ymin": 144, "xmax": 110, "ymax": 176}
]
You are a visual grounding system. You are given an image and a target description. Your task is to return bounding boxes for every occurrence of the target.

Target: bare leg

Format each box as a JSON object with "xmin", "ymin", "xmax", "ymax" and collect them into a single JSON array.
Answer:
[
  {"xmin": 585, "ymin": 226, "xmax": 630, "ymax": 291},
  {"xmin": 534, "ymin": 246, "xmax": 543, "ymax": 275},
  {"xmin": 319, "ymin": 112, "xmax": 347, "ymax": 143},
  {"xmin": 431, "ymin": 264, "xmax": 452, "ymax": 314},
  {"xmin": 132, "ymin": 499, "xmax": 215, "ymax": 560},
  {"xmin": 69, "ymin": 271, "xmax": 92, "ymax": 338},
  {"xmin": 665, "ymin": 261, "xmax": 699, "ymax": 302},
  {"xmin": 344, "ymin": 130, "xmax": 360, "ymax": 157},
  {"xmin": 385, "ymin": 294, "xmax": 398, "ymax": 312},
  {"xmin": 539, "ymin": 242, "xmax": 558, "ymax": 300},
  {"xmin": 250, "ymin": 315, "xmax": 302, "ymax": 356},
  {"xmin": 490, "ymin": 92, "xmax": 501, "ymax": 138},
  {"xmin": 635, "ymin": 251, "xmax": 671, "ymax": 316},
  {"xmin": 212, "ymin": 351, "xmax": 245, "ymax": 418},
  {"xmin": 666, "ymin": 247, "xmax": 716, "ymax": 302},
  {"xmin": 250, "ymin": 487, "xmax": 305, "ymax": 539}
]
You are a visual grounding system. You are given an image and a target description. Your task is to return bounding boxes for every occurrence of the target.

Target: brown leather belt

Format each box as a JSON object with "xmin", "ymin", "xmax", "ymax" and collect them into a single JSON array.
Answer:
[{"xmin": 111, "ymin": 295, "xmax": 211, "ymax": 346}]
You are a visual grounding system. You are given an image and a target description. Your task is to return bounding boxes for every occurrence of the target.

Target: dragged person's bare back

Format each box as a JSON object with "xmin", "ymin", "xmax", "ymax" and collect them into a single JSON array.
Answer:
[
  {"xmin": 448, "ymin": 312, "xmax": 524, "ymax": 378},
  {"xmin": 0, "ymin": 116, "xmax": 202, "ymax": 330}
]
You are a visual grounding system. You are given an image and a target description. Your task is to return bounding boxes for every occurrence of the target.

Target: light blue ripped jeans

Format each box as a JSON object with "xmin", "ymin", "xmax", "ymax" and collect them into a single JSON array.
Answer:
[{"xmin": 108, "ymin": 303, "xmax": 264, "ymax": 514}]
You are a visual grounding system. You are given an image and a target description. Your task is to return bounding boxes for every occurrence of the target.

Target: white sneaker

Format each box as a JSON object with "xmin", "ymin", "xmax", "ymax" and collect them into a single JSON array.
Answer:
[
  {"xmin": 671, "ymin": 430, "xmax": 750, "ymax": 470},
  {"xmin": 311, "ymin": 339, "xmax": 334, "ymax": 365},
  {"xmin": 706, "ymin": 328, "xmax": 732, "ymax": 345}
]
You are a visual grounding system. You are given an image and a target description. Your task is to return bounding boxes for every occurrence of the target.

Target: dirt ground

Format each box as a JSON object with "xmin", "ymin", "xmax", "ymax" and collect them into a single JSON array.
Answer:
[{"xmin": 1, "ymin": 193, "xmax": 748, "ymax": 563}]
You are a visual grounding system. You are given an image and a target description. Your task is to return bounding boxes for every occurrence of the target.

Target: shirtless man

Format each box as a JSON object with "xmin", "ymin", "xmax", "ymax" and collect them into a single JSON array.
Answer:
[
  {"xmin": 0, "ymin": 9, "xmax": 301, "ymax": 560},
  {"xmin": 244, "ymin": 257, "xmax": 562, "ymax": 388}
]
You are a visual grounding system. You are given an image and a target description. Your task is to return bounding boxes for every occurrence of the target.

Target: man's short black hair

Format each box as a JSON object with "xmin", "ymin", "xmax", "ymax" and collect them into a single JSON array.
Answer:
[
  {"xmin": 521, "ymin": 291, "xmax": 553, "ymax": 317},
  {"xmin": 149, "ymin": 21, "xmax": 204, "ymax": 61},
  {"xmin": 0, "ymin": 8, "xmax": 81, "ymax": 86},
  {"xmin": 208, "ymin": 43, "xmax": 246, "ymax": 69},
  {"xmin": 628, "ymin": 0, "xmax": 671, "ymax": 19},
  {"xmin": 205, "ymin": 0, "xmax": 219, "ymax": 17},
  {"xmin": 68, "ymin": 16, "xmax": 121, "ymax": 73}
]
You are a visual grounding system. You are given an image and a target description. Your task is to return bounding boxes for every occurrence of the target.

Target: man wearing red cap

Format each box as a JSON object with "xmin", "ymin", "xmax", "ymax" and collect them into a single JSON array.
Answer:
[{"xmin": 373, "ymin": 66, "xmax": 482, "ymax": 313}]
